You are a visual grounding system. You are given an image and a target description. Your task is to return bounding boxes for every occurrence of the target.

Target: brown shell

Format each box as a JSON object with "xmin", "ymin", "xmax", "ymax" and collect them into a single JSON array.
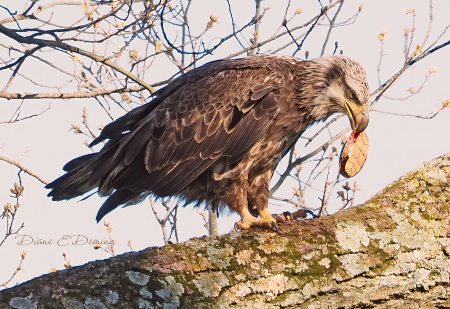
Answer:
[{"xmin": 339, "ymin": 131, "xmax": 369, "ymax": 178}]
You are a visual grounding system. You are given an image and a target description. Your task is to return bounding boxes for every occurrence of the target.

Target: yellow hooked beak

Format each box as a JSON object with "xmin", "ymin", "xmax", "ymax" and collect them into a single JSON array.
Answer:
[{"xmin": 344, "ymin": 99, "xmax": 369, "ymax": 132}]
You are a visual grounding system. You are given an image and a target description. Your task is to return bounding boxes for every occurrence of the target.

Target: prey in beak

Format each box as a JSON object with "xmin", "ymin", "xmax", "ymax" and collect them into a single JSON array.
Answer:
[{"xmin": 344, "ymin": 99, "xmax": 369, "ymax": 132}]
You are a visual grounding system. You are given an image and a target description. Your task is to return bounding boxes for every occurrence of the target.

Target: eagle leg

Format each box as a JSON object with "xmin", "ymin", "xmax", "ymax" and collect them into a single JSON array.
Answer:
[{"xmin": 225, "ymin": 178, "xmax": 278, "ymax": 232}]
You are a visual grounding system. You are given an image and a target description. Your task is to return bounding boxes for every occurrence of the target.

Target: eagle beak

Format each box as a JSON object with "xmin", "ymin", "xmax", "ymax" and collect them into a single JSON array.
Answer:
[{"xmin": 344, "ymin": 99, "xmax": 369, "ymax": 132}]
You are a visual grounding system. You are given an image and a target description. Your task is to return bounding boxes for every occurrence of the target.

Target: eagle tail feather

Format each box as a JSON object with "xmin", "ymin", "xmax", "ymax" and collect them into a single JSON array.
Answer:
[
  {"xmin": 46, "ymin": 153, "xmax": 98, "ymax": 200},
  {"xmin": 63, "ymin": 153, "xmax": 96, "ymax": 172},
  {"xmin": 96, "ymin": 189, "xmax": 138, "ymax": 222},
  {"xmin": 46, "ymin": 169, "xmax": 96, "ymax": 201}
]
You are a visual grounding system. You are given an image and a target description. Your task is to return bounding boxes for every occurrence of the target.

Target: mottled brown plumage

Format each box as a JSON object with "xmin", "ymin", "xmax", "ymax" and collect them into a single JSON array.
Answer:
[{"xmin": 47, "ymin": 54, "xmax": 369, "ymax": 229}]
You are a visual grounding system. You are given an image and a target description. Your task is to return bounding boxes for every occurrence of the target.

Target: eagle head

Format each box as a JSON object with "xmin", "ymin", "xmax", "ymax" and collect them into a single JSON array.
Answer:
[{"xmin": 309, "ymin": 56, "xmax": 370, "ymax": 132}]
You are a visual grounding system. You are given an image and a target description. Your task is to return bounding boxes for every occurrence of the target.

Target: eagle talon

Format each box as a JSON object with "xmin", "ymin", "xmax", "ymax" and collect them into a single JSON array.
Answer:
[
  {"xmin": 271, "ymin": 221, "xmax": 279, "ymax": 233},
  {"xmin": 272, "ymin": 211, "xmax": 295, "ymax": 224},
  {"xmin": 272, "ymin": 214, "xmax": 286, "ymax": 224},
  {"xmin": 282, "ymin": 211, "xmax": 293, "ymax": 221},
  {"xmin": 234, "ymin": 221, "xmax": 244, "ymax": 231}
]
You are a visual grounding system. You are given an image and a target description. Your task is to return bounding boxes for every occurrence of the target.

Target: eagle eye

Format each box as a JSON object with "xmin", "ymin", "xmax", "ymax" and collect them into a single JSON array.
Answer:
[{"xmin": 347, "ymin": 90, "xmax": 356, "ymax": 100}]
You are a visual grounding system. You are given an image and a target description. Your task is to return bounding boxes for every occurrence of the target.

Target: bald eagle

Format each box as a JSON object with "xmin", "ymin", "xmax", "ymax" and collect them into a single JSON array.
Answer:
[{"xmin": 47, "ymin": 55, "xmax": 369, "ymax": 230}]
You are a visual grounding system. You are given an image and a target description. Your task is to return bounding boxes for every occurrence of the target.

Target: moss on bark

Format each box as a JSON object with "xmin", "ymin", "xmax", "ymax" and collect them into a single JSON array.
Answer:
[{"xmin": 1, "ymin": 153, "xmax": 450, "ymax": 308}]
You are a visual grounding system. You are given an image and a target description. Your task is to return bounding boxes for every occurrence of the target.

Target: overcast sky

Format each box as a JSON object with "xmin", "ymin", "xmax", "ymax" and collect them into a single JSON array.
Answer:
[{"xmin": 1, "ymin": 0, "xmax": 449, "ymax": 288}]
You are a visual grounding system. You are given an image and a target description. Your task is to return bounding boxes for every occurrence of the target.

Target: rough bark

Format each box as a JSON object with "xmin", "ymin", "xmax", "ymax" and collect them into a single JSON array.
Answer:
[{"xmin": 1, "ymin": 153, "xmax": 450, "ymax": 309}]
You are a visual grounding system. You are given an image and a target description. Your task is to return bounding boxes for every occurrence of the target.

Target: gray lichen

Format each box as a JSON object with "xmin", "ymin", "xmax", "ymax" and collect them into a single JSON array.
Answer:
[
  {"xmin": 126, "ymin": 271, "xmax": 150, "ymax": 286},
  {"xmin": 193, "ymin": 272, "xmax": 230, "ymax": 298},
  {"xmin": 85, "ymin": 297, "xmax": 108, "ymax": 309},
  {"xmin": 140, "ymin": 287, "xmax": 153, "ymax": 300},
  {"xmin": 257, "ymin": 237, "xmax": 287, "ymax": 254},
  {"xmin": 138, "ymin": 299, "xmax": 154, "ymax": 309},
  {"xmin": 338, "ymin": 253, "xmax": 369, "ymax": 276},
  {"xmin": 9, "ymin": 294, "xmax": 36, "ymax": 309},
  {"xmin": 206, "ymin": 246, "xmax": 234, "ymax": 269},
  {"xmin": 104, "ymin": 291, "xmax": 119, "ymax": 304},
  {"xmin": 155, "ymin": 276, "xmax": 184, "ymax": 309},
  {"xmin": 318, "ymin": 257, "xmax": 331, "ymax": 269},
  {"xmin": 335, "ymin": 222, "xmax": 369, "ymax": 252},
  {"xmin": 235, "ymin": 249, "xmax": 253, "ymax": 265}
]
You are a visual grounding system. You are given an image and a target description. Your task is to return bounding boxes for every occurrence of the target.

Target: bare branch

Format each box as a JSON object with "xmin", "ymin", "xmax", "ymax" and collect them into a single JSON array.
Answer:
[
  {"xmin": 371, "ymin": 38, "xmax": 450, "ymax": 101},
  {"xmin": 248, "ymin": 0, "xmax": 261, "ymax": 56},
  {"xmin": 1, "ymin": 250, "xmax": 26, "ymax": 288},
  {"xmin": 0, "ymin": 86, "xmax": 143, "ymax": 100},
  {"xmin": 226, "ymin": 0, "xmax": 343, "ymax": 59},
  {"xmin": 0, "ymin": 155, "xmax": 48, "ymax": 184},
  {"xmin": 0, "ymin": 103, "xmax": 51, "ymax": 123},
  {"xmin": 270, "ymin": 196, "xmax": 310, "ymax": 209},
  {"xmin": 320, "ymin": 0, "xmax": 344, "ymax": 56},
  {"xmin": 421, "ymin": 0, "xmax": 434, "ymax": 49},
  {"xmin": 0, "ymin": 24, "xmax": 156, "ymax": 93},
  {"xmin": 0, "ymin": 1, "xmax": 83, "ymax": 25}
]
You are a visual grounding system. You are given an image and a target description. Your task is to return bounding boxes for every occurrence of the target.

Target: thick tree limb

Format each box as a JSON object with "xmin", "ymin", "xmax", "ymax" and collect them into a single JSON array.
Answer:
[{"xmin": 1, "ymin": 153, "xmax": 450, "ymax": 307}]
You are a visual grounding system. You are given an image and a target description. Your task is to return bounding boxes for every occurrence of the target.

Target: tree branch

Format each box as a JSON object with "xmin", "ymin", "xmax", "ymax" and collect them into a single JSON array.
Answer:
[
  {"xmin": 0, "ymin": 155, "xmax": 48, "ymax": 184},
  {"xmin": 0, "ymin": 24, "xmax": 156, "ymax": 93},
  {"xmin": 1, "ymin": 152, "xmax": 450, "ymax": 307},
  {"xmin": 0, "ymin": 86, "xmax": 144, "ymax": 100},
  {"xmin": 320, "ymin": 0, "xmax": 343, "ymax": 56}
]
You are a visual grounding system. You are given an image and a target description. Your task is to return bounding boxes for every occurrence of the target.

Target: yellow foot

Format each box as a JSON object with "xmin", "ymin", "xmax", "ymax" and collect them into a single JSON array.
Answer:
[
  {"xmin": 235, "ymin": 214, "xmax": 278, "ymax": 232},
  {"xmin": 259, "ymin": 208, "xmax": 277, "ymax": 222}
]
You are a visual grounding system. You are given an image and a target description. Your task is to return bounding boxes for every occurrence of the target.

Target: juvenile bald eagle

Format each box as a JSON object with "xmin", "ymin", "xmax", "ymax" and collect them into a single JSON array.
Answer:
[{"xmin": 47, "ymin": 55, "xmax": 369, "ymax": 230}]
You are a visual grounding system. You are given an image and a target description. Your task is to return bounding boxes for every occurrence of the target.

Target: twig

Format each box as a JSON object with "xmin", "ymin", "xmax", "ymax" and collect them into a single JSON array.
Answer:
[
  {"xmin": 371, "ymin": 106, "xmax": 445, "ymax": 120},
  {"xmin": 0, "ymin": 24, "xmax": 156, "ymax": 93},
  {"xmin": 149, "ymin": 198, "xmax": 178, "ymax": 245},
  {"xmin": 317, "ymin": 167, "xmax": 331, "ymax": 217},
  {"xmin": 226, "ymin": 0, "xmax": 343, "ymax": 59},
  {"xmin": 370, "ymin": 38, "xmax": 450, "ymax": 102},
  {"xmin": 0, "ymin": 5, "xmax": 20, "ymax": 29},
  {"xmin": 0, "ymin": 86, "xmax": 143, "ymax": 100},
  {"xmin": 81, "ymin": 107, "xmax": 97, "ymax": 140},
  {"xmin": 320, "ymin": 1, "xmax": 343, "ymax": 56},
  {"xmin": 0, "ymin": 155, "xmax": 48, "ymax": 184},
  {"xmin": 159, "ymin": 0, "xmax": 261, "ymax": 57},
  {"xmin": 304, "ymin": 114, "xmax": 344, "ymax": 147},
  {"xmin": 248, "ymin": 0, "xmax": 261, "ymax": 56},
  {"xmin": 270, "ymin": 196, "xmax": 310, "ymax": 209},
  {"xmin": 382, "ymin": 73, "xmax": 431, "ymax": 101},
  {"xmin": 102, "ymin": 219, "xmax": 115, "ymax": 256},
  {"xmin": 1, "ymin": 250, "xmax": 26, "ymax": 288},
  {"xmin": 293, "ymin": 6, "xmax": 328, "ymax": 57},
  {"xmin": 0, "ymin": 103, "xmax": 51, "ymax": 123},
  {"xmin": 225, "ymin": 0, "xmax": 246, "ymax": 50},
  {"xmin": 421, "ymin": 1, "xmax": 433, "ymax": 51}
]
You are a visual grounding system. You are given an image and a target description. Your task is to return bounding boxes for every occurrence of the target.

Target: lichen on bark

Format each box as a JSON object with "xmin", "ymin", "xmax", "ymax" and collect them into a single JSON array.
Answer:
[{"xmin": 1, "ymin": 153, "xmax": 450, "ymax": 308}]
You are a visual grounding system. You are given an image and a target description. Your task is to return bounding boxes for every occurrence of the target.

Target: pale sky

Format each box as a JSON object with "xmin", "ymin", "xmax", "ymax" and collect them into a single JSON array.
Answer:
[{"xmin": 0, "ymin": 0, "xmax": 449, "ymax": 288}]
